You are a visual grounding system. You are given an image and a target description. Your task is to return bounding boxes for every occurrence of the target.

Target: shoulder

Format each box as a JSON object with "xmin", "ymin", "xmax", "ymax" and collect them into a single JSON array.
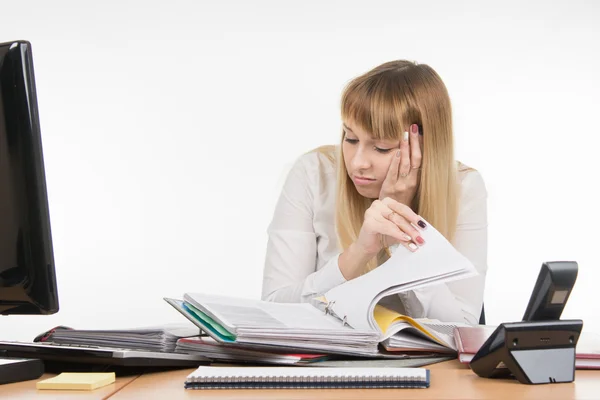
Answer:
[
  {"xmin": 457, "ymin": 161, "xmax": 487, "ymax": 208},
  {"xmin": 276, "ymin": 146, "xmax": 337, "ymax": 203},
  {"xmin": 290, "ymin": 145, "xmax": 337, "ymax": 179}
]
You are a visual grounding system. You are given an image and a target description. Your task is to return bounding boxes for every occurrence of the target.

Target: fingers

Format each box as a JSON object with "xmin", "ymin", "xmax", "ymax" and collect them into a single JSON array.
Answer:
[
  {"xmin": 409, "ymin": 124, "xmax": 422, "ymax": 171},
  {"xmin": 399, "ymin": 130, "xmax": 411, "ymax": 177},
  {"xmin": 384, "ymin": 147, "xmax": 401, "ymax": 184},
  {"xmin": 388, "ymin": 211, "xmax": 424, "ymax": 246},
  {"xmin": 372, "ymin": 210, "xmax": 421, "ymax": 253},
  {"xmin": 371, "ymin": 199, "xmax": 426, "ymax": 251},
  {"xmin": 374, "ymin": 216, "xmax": 413, "ymax": 244},
  {"xmin": 365, "ymin": 205, "xmax": 412, "ymax": 244},
  {"xmin": 380, "ymin": 197, "xmax": 428, "ymax": 232},
  {"xmin": 393, "ymin": 236, "xmax": 420, "ymax": 252}
]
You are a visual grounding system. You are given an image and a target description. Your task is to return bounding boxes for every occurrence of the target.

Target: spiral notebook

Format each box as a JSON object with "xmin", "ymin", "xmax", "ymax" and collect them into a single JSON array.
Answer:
[{"xmin": 184, "ymin": 366, "xmax": 430, "ymax": 389}]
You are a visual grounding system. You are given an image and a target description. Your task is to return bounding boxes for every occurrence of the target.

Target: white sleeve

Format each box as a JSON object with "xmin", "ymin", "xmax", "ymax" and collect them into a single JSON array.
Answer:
[
  {"xmin": 261, "ymin": 155, "xmax": 347, "ymax": 303},
  {"xmin": 397, "ymin": 170, "xmax": 488, "ymax": 324}
]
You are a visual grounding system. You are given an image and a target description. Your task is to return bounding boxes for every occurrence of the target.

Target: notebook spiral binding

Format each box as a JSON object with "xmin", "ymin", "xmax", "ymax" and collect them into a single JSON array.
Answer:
[
  {"xmin": 193, "ymin": 374, "xmax": 410, "ymax": 383},
  {"xmin": 186, "ymin": 372, "xmax": 429, "ymax": 390}
]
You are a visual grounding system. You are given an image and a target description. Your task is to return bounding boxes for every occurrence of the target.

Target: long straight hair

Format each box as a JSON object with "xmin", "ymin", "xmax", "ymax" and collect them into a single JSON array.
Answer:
[{"xmin": 329, "ymin": 60, "xmax": 460, "ymax": 272}]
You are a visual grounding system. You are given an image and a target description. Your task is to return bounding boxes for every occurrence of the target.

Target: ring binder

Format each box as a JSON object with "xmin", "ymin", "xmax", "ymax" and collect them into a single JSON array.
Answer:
[
  {"xmin": 323, "ymin": 300, "xmax": 348, "ymax": 326},
  {"xmin": 324, "ymin": 300, "xmax": 336, "ymax": 316}
]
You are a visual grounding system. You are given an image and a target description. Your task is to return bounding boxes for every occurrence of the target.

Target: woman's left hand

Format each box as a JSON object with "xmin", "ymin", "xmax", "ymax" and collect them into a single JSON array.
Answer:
[{"xmin": 379, "ymin": 124, "xmax": 422, "ymax": 207}]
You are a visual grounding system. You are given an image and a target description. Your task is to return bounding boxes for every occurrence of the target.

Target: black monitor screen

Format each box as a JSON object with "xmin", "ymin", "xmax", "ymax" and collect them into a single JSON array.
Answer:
[{"xmin": 0, "ymin": 40, "xmax": 58, "ymax": 315}]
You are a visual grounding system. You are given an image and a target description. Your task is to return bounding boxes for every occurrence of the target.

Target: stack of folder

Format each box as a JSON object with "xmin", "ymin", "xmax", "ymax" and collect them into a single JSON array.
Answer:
[
  {"xmin": 176, "ymin": 336, "xmax": 330, "ymax": 365},
  {"xmin": 37, "ymin": 223, "xmax": 475, "ymax": 370},
  {"xmin": 162, "ymin": 223, "xmax": 475, "ymax": 361},
  {"xmin": 45, "ymin": 324, "xmax": 199, "ymax": 352}
]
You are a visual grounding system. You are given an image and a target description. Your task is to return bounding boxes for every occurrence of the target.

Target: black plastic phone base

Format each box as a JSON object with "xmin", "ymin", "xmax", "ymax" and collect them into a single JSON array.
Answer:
[{"xmin": 469, "ymin": 319, "xmax": 583, "ymax": 385}]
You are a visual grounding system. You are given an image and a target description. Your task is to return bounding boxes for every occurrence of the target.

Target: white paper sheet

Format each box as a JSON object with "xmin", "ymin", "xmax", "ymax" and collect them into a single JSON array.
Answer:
[{"xmin": 323, "ymin": 220, "xmax": 477, "ymax": 336}]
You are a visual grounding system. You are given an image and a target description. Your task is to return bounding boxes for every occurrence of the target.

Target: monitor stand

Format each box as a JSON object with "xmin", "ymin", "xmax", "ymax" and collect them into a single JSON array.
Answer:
[{"xmin": 0, "ymin": 357, "xmax": 44, "ymax": 385}]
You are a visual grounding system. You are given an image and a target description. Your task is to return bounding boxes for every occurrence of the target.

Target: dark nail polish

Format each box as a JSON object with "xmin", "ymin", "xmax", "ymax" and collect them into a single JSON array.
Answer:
[
  {"xmin": 417, "ymin": 220, "xmax": 427, "ymax": 229},
  {"xmin": 415, "ymin": 236, "xmax": 425, "ymax": 245}
]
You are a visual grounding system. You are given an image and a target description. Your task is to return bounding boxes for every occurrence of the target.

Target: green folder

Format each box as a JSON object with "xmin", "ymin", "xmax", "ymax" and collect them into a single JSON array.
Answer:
[{"xmin": 163, "ymin": 297, "xmax": 236, "ymax": 343}]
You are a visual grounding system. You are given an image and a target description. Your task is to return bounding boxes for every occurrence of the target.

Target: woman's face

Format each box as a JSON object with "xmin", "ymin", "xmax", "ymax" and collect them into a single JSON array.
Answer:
[{"xmin": 342, "ymin": 120, "xmax": 400, "ymax": 199}]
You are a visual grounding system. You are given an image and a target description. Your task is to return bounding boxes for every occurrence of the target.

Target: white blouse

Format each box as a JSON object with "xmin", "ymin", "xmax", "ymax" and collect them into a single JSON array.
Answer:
[{"xmin": 261, "ymin": 148, "xmax": 488, "ymax": 325}]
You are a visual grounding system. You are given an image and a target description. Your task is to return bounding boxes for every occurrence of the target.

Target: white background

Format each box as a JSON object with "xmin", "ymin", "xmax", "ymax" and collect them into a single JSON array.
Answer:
[{"xmin": 1, "ymin": 0, "xmax": 599, "ymax": 341}]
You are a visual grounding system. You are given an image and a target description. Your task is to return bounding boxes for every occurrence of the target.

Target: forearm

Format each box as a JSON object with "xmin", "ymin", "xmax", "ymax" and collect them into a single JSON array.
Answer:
[
  {"xmin": 337, "ymin": 242, "xmax": 377, "ymax": 281},
  {"xmin": 263, "ymin": 253, "xmax": 347, "ymax": 303},
  {"xmin": 263, "ymin": 282, "xmax": 308, "ymax": 303}
]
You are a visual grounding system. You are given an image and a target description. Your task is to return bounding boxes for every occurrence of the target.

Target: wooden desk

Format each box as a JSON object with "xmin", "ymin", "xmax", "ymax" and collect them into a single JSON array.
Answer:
[
  {"xmin": 1, "ymin": 373, "xmax": 139, "ymax": 400},
  {"xmin": 3, "ymin": 361, "xmax": 599, "ymax": 399},
  {"xmin": 108, "ymin": 361, "xmax": 600, "ymax": 400}
]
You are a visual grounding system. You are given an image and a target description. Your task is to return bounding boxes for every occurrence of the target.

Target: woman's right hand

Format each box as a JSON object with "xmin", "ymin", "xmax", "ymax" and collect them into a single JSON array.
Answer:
[
  {"xmin": 355, "ymin": 197, "xmax": 427, "ymax": 257},
  {"xmin": 338, "ymin": 197, "xmax": 428, "ymax": 281}
]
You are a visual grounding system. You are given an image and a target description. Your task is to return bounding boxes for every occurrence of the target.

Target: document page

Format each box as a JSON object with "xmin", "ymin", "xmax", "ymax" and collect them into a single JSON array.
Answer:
[
  {"xmin": 322, "ymin": 221, "xmax": 477, "ymax": 335},
  {"xmin": 184, "ymin": 293, "xmax": 355, "ymax": 333}
]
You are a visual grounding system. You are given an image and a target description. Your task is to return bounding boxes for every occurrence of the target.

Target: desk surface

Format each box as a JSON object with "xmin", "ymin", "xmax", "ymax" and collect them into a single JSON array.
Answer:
[
  {"xmin": 1, "ymin": 373, "xmax": 138, "ymax": 400},
  {"xmin": 109, "ymin": 361, "xmax": 600, "ymax": 400},
  {"xmin": 3, "ymin": 361, "xmax": 600, "ymax": 399}
]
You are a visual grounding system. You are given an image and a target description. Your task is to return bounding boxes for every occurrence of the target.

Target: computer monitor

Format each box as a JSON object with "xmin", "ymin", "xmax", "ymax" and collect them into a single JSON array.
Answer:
[{"xmin": 0, "ymin": 40, "xmax": 59, "ymax": 316}]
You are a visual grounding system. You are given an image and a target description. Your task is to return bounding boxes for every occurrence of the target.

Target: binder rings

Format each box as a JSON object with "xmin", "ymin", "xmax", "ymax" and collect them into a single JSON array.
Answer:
[{"xmin": 184, "ymin": 366, "xmax": 430, "ymax": 389}]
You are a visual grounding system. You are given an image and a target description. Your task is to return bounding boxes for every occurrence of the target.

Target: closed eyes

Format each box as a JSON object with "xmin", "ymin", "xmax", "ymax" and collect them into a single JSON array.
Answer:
[{"xmin": 344, "ymin": 136, "xmax": 394, "ymax": 154}]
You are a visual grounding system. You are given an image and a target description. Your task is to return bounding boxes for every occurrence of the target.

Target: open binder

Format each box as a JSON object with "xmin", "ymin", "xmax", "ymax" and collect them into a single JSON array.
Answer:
[{"xmin": 165, "ymin": 221, "xmax": 476, "ymax": 358}]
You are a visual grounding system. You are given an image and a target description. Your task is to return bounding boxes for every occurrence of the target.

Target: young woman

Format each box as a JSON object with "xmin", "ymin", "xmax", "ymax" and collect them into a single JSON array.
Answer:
[{"xmin": 261, "ymin": 60, "xmax": 487, "ymax": 325}]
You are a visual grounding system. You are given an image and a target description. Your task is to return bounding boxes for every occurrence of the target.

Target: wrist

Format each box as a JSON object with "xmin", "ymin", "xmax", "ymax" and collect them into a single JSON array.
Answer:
[
  {"xmin": 338, "ymin": 242, "xmax": 377, "ymax": 280},
  {"xmin": 349, "ymin": 241, "xmax": 379, "ymax": 261}
]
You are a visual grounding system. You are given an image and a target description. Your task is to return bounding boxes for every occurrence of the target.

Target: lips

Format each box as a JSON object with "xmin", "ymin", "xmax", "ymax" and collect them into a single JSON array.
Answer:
[{"xmin": 353, "ymin": 175, "xmax": 376, "ymax": 185}]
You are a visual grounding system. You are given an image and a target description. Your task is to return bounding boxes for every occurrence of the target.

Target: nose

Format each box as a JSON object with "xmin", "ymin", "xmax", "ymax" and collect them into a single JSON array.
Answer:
[{"xmin": 351, "ymin": 146, "xmax": 371, "ymax": 171}]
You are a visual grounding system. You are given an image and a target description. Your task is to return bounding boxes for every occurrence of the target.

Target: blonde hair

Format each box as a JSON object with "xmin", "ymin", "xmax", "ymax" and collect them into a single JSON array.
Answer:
[{"xmin": 319, "ymin": 60, "xmax": 460, "ymax": 272}]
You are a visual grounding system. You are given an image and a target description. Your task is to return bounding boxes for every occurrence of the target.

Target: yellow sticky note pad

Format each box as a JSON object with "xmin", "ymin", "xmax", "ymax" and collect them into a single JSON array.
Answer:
[{"xmin": 36, "ymin": 372, "xmax": 116, "ymax": 390}]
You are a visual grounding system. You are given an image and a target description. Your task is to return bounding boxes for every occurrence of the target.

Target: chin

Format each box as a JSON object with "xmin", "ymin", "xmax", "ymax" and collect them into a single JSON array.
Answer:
[{"xmin": 354, "ymin": 185, "xmax": 380, "ymax": 200}]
